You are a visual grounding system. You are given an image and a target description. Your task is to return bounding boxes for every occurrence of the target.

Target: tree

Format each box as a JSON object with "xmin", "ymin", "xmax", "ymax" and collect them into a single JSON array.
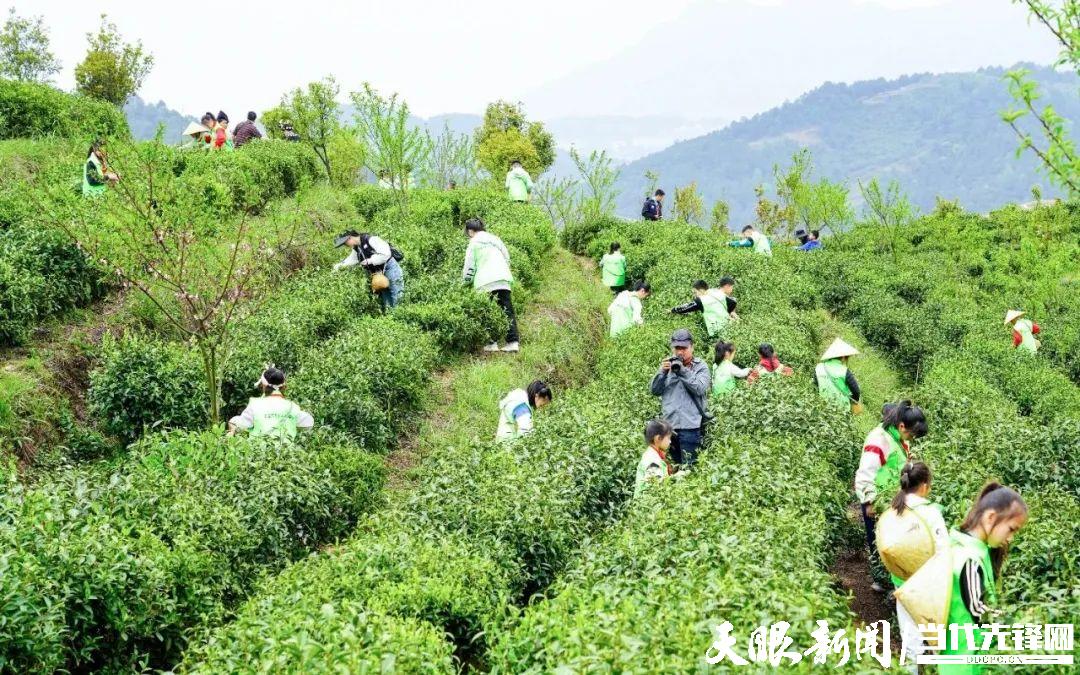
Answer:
[
  {"xmin": 673, "ymin": 182, "xmax": 705, "ymax": 225},
  {"xmin": 643, "ymin": 170, "xmax": 661, "ymax": 197},
  {"xmin": 349, "ymin": 83, "xmax": 429, "ymax": 209},
  {"xmin": 73, "ymin": 14, "xmax": 153, "ymax": 106},
  {"xmin": 534, "ymin": 176, "xmax": 578, "ymax": 230},
  {"xmin": 858, "ymin": 178, "xmax": 917, "ymax": 263},
  {"xmin": 48, "ymin": 140, "xmax": 301, "ymax": 427},
  {"xmin": 474, "ymin": 100, "xmax": 555, "ymax": 178},
  {"xmin": 0, "ymin": 8, "xmax": 60, "ymax": 82},
  {"xmin": 263, "ymin": 77, "xmax": 342, "ymax": 180},
  {"xmin": 754, "ymin": 184, "xmax": 784, "ymax": 234},
  {"xmin": 570, "ymin": 147, "xmax": 621, "ymax": 222},
  {"xmin": 1002, "ymin": 1, "xmax": 1080, "ymax": 195},
  {"xmin": 417, "ymin": 122, "xmax": 480, "ymax": 189},
  {"xmin": 710, "ymin": 199, "xmax": 730, "ymax": 232},
  {"xmin": 771, "ymin": 150, "xmax": 854, "ymax": 238}
]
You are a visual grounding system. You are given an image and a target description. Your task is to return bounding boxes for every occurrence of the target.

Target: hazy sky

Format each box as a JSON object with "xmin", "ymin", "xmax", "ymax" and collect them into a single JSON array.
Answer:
[{"xmin": 9, "ymin": 0, "xmax": 1062, "ymax": 121}]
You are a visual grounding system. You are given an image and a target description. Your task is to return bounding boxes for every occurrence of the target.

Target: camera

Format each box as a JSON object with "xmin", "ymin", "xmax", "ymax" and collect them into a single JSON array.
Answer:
[{"xmin": 668, "ymin": 356, "xmax": 683, "ymax": 373}]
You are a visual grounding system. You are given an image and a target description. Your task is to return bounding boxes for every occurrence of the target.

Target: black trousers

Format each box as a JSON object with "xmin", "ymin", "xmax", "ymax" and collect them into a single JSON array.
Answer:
[{"xmin": 491, "ymin": 289, "xmax": 519, "ymax": 343}]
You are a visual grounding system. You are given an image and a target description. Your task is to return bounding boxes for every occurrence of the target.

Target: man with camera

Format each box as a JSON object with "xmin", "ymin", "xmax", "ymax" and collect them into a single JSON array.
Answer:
[{"xmin": 649, "ymin": 328, "xmax": 712, "ymax": 469}]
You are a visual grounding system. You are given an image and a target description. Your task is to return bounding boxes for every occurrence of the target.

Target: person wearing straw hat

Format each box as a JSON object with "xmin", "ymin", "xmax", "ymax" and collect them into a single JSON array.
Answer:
[
  {"xmin": 333, "ymin": 230, "xmax": 406, "ymax": 311},
  {"xmin": 182, "ymin": 121, "xmax": 210, "ymax": 147},
  {"xmin": 815, "ymin": 337, "xmax": 863, "ymax": 413},
  {"xmin": 227, "ymin": 366, "xmax": 314, "ymax": 440},
  {"xmin": 1004, "ymin": 310, "xmax": 1040, "ymax": 354}
]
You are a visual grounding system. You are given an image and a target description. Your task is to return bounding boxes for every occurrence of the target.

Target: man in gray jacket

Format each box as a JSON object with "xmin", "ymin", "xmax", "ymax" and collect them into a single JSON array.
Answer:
[{"xmin": 650, "ymin": 328, "xmax": 711, "ymax": 469}]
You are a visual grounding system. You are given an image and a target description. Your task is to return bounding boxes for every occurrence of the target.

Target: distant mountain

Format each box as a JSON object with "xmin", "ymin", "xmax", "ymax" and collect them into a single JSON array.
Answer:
[
  {"xmin": 614, "ymin": 65, "xmax": 1079, "ymax": 224},
  {"xmin": 124, "ymin": 97, "xmax": 192, "ymax": 142},
  {"xmin": 524, "ymin": 0, "xmax": 1057, "ymax": 120}
]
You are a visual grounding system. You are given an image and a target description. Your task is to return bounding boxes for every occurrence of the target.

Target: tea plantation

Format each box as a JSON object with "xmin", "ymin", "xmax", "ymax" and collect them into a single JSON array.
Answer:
[{"xmin": 0, "ymin": 83, "xmax": 1077, "ymax": 674}]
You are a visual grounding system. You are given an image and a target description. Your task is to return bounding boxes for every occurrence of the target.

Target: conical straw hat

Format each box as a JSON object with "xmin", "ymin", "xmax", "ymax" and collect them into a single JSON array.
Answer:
[
  {"xmin": 182, "ymin": 121, "xmax": 209, "ymax": 137},
  {"xmin": 1004, "ymin": 310, "xmax": 1025, "ymax": 325},
  {"xmin": 821, "ymin": 337, "xmax": 860, "ymax": 361}
]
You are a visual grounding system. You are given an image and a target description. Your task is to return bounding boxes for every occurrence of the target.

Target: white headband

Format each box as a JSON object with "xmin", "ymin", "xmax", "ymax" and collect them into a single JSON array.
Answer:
[{"xmin": 255, "ymin": 364, "xmax": 284, "ymax": 391}]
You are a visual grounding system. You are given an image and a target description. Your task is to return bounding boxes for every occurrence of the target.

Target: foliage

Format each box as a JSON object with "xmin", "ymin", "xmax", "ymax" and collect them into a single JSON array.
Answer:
[
  {"xmin": 0, "ymin": 429, "xmax": 385, "ymax": 672},
  {"xmin": 858, "ymin": 177, "xmax": 917, "ymax": 262},
  {"xmin": 0, "ymin": 79, "xmax": 130, "ymax": 140},
  {"xmin": 569, "ymin": 146, "xmax": 621, "ymax": 222},
  {"xmin": 51, "ymin": 139, "xmax": 305, "ymax": 426},
  {"xmin": 349, "ymin": 82, "xmax": 429, "ymax": 209},
  {"xmin": 73, "ymin": 14, "xmax": 153, "ymax": 106},
  {"xmin": 0, "ymin": 8, "xmax": 60, "ymax": 82},
  {"xmin": 532, "ymin": 175, "xmax": 577, "ymax": 230},
  {"xmin": 417, "ymin": 122, "xmax": 480, "ymax": 189},
  {"xmin": 709, "ymin": 198, "xmax": 730, "ymax": 231},
  {"xmin": 474, "ymin": 100, "xmax": 555, "ymax": 178},
  {"xmin": 672, "ymin": 181, "xmax": 705, "ymax": 224},
  {"xmin": 262, "ymin": 76, "xmax": 342, "ymax": 179},
  {"xmin": 1002, "ymin": 1, "xmax": 1080, "ymax": 195}
]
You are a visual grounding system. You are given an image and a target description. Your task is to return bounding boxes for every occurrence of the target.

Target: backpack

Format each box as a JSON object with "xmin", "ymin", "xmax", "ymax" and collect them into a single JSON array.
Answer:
[
  {"xmin": 641, "ymin": 197, "xmax": 657, "ymax": 219},
  {"xmin": 359, "ymin": 234, "xmax": 405, "ymax": 264}
]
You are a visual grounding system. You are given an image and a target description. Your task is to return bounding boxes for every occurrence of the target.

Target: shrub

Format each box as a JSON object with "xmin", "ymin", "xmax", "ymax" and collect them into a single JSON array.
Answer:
[
  {"xmin": 0, "ymin": 80, "xmax": 130, "ymax": 141},
  {"xmin": 88, "ymin": 334, "xmax": 209, "ymax": 443}
]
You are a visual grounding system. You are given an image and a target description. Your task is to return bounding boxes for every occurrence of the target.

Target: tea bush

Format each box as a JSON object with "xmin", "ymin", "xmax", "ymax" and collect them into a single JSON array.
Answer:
[
  {"xmin": 0, "ymin": 429, "xmax": 385, "ymax": 672},
  {"xmin": 0, "ymin": 80, "xmax": 130, "ymax": 141}
]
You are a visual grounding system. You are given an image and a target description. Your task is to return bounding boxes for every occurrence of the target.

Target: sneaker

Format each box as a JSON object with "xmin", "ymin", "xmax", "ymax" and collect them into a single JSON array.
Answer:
[
  {"xmin": 870, "ymin": 581, "xmax": 887, "ymax": 593},
  {"xmin": 500, "ymin": 342, "xmax": 520, "ymax": 352},
  {"xmin": 483, "ymin": 342, "xmax": 500, "ymax": 352}
]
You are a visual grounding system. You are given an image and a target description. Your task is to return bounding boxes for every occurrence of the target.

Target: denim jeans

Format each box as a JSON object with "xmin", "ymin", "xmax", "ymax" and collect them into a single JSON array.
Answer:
[
  {"xmin": 379, "ymin": 258, "xmax": 405, "ymax": 310},
  {"xmin": 671, "ymin": 427, "xmax": 702, "ymax": 469}
]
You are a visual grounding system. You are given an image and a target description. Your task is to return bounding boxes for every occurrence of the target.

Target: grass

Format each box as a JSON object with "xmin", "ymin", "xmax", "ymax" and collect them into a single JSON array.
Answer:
[
  {"xmin": 391, "ymin": 248, "xmax": 609, "ymax": 482},
  {"xmin": 816, "ymin": 309, "xmax": 905, "ymax": 436}
]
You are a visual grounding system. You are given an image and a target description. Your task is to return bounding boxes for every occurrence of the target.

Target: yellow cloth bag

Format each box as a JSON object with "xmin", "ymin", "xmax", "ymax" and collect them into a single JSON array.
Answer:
[
  {"xmin": 894, "ymin": 550, "xmax": 953, "ymax": 627},
  {"xmin": 876, "ymin": 507, "xmax": 935, "ymax": 579}
]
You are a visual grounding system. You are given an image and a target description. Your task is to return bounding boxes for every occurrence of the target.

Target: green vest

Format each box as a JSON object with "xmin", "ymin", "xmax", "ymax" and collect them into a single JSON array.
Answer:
[
  {"xmin": 941, "ymin": 530, "xmax": 997, "ymax": 674},
  {"xmin": 82, "ymin": 154, "xmax": 106, "ymax": 197},
  {"xmin": 869, "ymin": 425, "xmax": 907, "ymax": 509},
  {"xmin": 247, "ymin": 396, "xmax": 302, "ymax": 440},
  {"xmin": 1014, "ymin": 318, "xmax": 1038, "ymax": 354},
  {"xmin": 634, "ymin": 447, "xmax": 669, "ymax": 498},
  {"xmin": 469, "ymin": 233, "xmax": 513, "ymax": 290},
  {"xmin": 815, "ymin": 359, "xmax": 852, "ymax": 407},
  {"xmin": 751, "ymin": 231, "xmax": 772, "ymax": 257},
  {"xmin": 608, "ymin": 291, "xmax": 640, "ymax": 338},
  {"xmin": 700, "ymin": 289, "xmax": 729, "ymax": 337},
  {"xmin": 712, "ymin": 361, "xmax": 739, "ymax": 396},
  {"xmin": 600, "ymin": 253, "xmax": 626, "ymax": 287},
  {"xmin": 496, "ymin": 389, "xmax": 531, "ymax": 440}
]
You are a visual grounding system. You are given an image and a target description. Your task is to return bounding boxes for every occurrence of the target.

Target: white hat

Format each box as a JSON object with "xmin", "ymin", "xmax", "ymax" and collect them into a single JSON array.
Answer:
[
  {"xmin": 821, "ymin": 338, "xmax": 860, "ymax": 361},
  {"xmin": 1004, "ymin": 310, "xmax": 1025, "ymax": 325},
  {"xmin": 182, "ymin": 121, "xmax": 209, "ymax": 137}
]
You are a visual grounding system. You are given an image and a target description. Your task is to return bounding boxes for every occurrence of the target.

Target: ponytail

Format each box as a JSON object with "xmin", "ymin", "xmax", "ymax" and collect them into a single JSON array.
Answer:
[
  {"xmin": 714, "ymin": 341, "xmax": 735, "ymax": 364},
  {"xmin": 882, "ymin": 399, "xmax": 928, "ymax": 439},
  {"xmin": 610, "ymin": 241, "xmax": 621, "ymax": 254},
  {"xmin": 961, "ymin": 482, "xmax": 1028, "ymax": 578},
  {"xmin": 890, "ymin": 461, "xmax": 931, "ymax": 515}
]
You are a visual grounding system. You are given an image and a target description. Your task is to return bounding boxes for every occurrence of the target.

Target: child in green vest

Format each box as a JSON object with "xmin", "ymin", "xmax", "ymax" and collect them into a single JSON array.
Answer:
[
  {"xmin": 1004, "ymin": 310, "xmax": 1041, "ymax": 354},
  {"xmin": 815, "ymin": 338, "xmax": 863, "ymax": 413},
  {"xmin": 607, "ymin": 282, "xmax": 651, "ymax": 338},
  {"xmin": 939, "ymin": 483, "xmax": 1028, "ymax": 674},
  {"xmin": 711, "ymin": 341, "xmax": 750, "ymax": 396},
  {"xmin": 634, "ymin": 419, "xmax": 682, "ymax": 498},
  {"xmin": 880, "ymin": 461, "xmax": 950, "ymax": 673},
  {"xmin": 227, "ymin": 367, "xmax": 314, "ymax": 440},
  {"xmin": 855, "ymin": 401, "xmax": 928, "ymax": 592},
  {"xmin": 599, "ymin": 242, "xmax": 627, "ymax": 294},
  {"xmin": 671, "ymin": 277, "xmax": 738, "ymax": 338}
]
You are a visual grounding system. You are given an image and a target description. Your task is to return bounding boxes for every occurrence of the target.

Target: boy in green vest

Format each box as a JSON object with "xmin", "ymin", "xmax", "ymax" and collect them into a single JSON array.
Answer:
[
  {"xmin": 227, "ymin": 367, "xmax": 314, "ymax": 440},
  {"xmin": 671, "ymin": 277, "xmax": 738, "ymax": 338},
  {"xmin": 815, "ymin": 338, "xmax": 862, "ymax": 413},
  {"xmin": 82, "ymin": 139, "xmax": 118, "ymax": 197},
  {"xmin": 728, "ymin": 225, "xmax": 772, "ymax": 256}
]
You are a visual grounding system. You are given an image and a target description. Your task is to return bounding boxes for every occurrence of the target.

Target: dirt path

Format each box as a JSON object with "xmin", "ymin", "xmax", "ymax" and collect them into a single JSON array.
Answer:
[{"xmin": 830, "ymin": 546, "xmax": 894, "ymax": 627}]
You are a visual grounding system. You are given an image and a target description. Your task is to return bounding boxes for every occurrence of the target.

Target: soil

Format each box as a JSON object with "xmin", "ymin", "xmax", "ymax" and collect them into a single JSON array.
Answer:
[{"xmin": 830, "ymin": 547, "xmax": 894, "ymax": 628}]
